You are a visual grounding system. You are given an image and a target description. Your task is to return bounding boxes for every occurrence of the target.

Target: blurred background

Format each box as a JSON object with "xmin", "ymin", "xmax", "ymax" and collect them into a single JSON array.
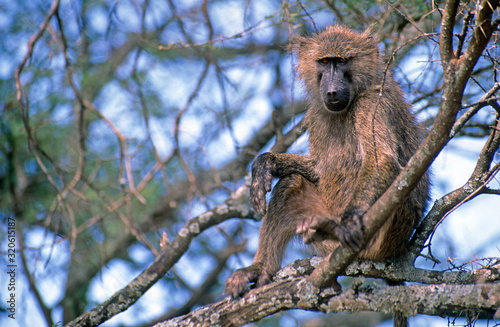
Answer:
[{"xmin": 0, "ymin": 0, "xmax": 499, "ymax": 326}]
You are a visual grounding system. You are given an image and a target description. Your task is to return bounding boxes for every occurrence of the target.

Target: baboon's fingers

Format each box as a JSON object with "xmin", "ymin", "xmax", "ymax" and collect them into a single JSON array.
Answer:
[
  {"xmin": 297, "ymin": 216, "xmax": 336, "ymax": 234},
  {"xmin": 296, "ymin": 215, "xmax": 320, "ymax": 236},
  {"xmin": 250, "ymin": 183, "xmax": 268, "ymax": 215},
  {"xmin": 249, "ymin": 152, "xmax": 278, "ymax": 215},
  {"xmin": 250, "ymin": 170, "xmax": 273, "ymax": 215},
  {"xmin": 296, "ymin": 217, "xmax": 311, "ymax": 235},
  {"xmin": 339, "ymin": 233, "xmax": 362, "ymax": 252},
  {"xmin": 301, "ymin": 229, "xmax": 327, "ymax": 244},
  {"xmin": 225, "ymin": 263, "xmax": 270, "ymax": 299},
  {"xmin": 311, "ymin": 218, "xmax": 338, "ymax": 234},
  {"xmin": 225, "ymin": 267, "xmax": 258, "ymax": 299},
  {"xmin": 334, "ymin": 214, "xmax": 364, "ymax": 252},
  {"xmin": 297, "ymin": 216, "xmax": 338, "ymax": 243}
]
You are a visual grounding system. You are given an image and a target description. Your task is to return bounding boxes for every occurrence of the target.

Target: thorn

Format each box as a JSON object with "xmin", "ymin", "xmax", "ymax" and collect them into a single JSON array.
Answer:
[{"xmin": 160, "ymin": 231, "xmax": 169, "ymax": 248}]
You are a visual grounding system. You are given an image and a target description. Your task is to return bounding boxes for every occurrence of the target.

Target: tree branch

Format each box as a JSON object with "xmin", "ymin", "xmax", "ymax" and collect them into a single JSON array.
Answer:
[
  {"xmin": 410, "ymin": 110, "xmax": 500, "ymax": 258},
  {"xmin": 154, "ymin": 257, "xmax": 500, "ymax": 327},
  {"xmin": 439, "ymin": 0, "xmax": 459, "ymax": 66}
]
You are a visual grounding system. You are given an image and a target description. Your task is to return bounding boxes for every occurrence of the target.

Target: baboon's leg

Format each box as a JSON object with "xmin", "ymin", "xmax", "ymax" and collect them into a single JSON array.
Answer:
[{"xmin": 225, "ymin": 174, "xmax": 329, "ymax": 298}]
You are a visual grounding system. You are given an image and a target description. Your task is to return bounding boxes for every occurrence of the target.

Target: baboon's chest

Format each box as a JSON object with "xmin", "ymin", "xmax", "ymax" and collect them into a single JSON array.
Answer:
[
  {"xmin": 308, "ymin": 113, "xmax": 363, "ymax": 208},
  {"xmin": 312, "ymin": 142, "xmax": 362, "ymax": 211}
]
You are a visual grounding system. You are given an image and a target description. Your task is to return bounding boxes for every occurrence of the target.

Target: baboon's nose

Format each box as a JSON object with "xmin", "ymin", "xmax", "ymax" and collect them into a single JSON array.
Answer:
[{"xmin": 327, "ymin": 91, "xmax": 339, "ymax": 103}]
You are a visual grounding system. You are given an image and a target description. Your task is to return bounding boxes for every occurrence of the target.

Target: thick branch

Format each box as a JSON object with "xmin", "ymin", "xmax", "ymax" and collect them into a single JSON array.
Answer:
[
  {"xmin": 154, "ymin": 258, "xmax": 500, "ymax": 327},
  {"xmin": 439, "ymin": 0, "xmax": 459, "ymax": 66}
]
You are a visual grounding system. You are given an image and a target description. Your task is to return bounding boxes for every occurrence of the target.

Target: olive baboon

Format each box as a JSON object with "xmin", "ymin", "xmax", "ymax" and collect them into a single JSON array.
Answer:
[{"xmin": 225, "ymin": 25, "xmax": 429, "ymax": 306}]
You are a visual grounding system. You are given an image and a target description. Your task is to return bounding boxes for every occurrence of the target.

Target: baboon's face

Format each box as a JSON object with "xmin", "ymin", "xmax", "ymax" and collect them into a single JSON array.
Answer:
[{"xmin": 316, "ymin": 57, "xmax": 353, "ymax": 113}]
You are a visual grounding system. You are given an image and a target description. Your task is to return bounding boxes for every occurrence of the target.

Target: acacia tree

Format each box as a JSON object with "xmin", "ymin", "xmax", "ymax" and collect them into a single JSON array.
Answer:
[{"xmin": 2, "ymin": 0, "xmax": 499, "ymax": 326}]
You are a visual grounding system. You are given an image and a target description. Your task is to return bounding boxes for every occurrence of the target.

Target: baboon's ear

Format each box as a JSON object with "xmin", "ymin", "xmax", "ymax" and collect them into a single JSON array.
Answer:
[
  {"xmin": 363, "ymin": 24, "xmax": 376, "ymax": 35},
  {"xmin": 363, "ymin": 24, "xmax": 381, "ymax": 42},
  {"xmin": 289, "ymin": 35, "xmax": 309, "ymax": 51}
]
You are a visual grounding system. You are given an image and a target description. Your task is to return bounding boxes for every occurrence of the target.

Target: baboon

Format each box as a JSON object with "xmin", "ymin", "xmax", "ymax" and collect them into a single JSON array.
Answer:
[{"xmin": 225, "ymin": 25, "xmax": 429, "ymax": 312}]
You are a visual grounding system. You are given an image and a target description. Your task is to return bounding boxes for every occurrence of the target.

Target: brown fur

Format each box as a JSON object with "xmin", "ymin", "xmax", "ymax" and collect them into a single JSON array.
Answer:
[{"xmin": 225, "ymin": 25, "xmax": 429, "ymax": 299}]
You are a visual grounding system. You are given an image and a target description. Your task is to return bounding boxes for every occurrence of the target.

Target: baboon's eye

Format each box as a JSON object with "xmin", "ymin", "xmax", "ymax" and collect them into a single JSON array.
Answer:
[
  {"xmin": 337, "ymin": 57, "xmax": 348, "ymax": 64},
  {"xmin": 318, "ymin": 58, "xmax": 330, "ymax": 65}
]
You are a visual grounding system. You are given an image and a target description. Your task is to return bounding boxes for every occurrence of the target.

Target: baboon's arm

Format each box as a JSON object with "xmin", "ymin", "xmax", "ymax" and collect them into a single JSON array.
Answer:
[{"xmin": 250, "ymin": 152, "xmax": 318, "ymax": 215}]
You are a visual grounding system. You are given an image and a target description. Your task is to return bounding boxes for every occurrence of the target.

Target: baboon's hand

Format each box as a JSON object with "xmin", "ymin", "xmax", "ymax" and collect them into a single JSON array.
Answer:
[
  {"xmin": 297, "ymin": 215, "xmax": 338, "ymax": 244},
  {"xmin": 250, "ymin": 153, "xmax": 276, "ymax": 216},
  {"xmin": 224, "ymin": 263, "xmax": 271, "ymax": 299},
  {"xmin": 334, "ymin": 213, "xmax": 364, "ymax": 252}
]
